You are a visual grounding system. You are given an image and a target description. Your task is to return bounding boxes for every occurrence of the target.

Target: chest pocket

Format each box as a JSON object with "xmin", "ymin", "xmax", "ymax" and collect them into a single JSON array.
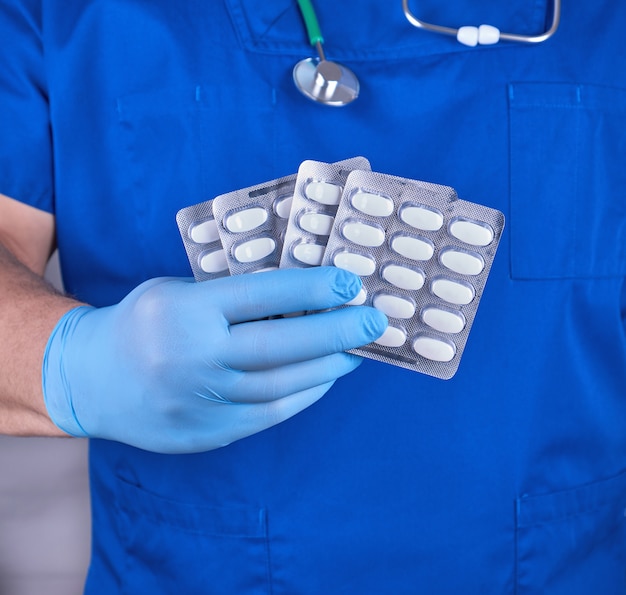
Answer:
[
  {"xmin": 508, "ymin": 82, "xmax": 626, "ymax": 280},
  {"xmin": 116, "ymin": 82, "xmax": 277, "ymax": 279}
]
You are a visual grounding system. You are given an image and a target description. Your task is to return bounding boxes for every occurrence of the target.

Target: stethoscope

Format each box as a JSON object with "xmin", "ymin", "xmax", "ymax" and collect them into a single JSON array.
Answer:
[{"xmin": 293, "ymin": 0, "xmax": 562, "ymax": 106}]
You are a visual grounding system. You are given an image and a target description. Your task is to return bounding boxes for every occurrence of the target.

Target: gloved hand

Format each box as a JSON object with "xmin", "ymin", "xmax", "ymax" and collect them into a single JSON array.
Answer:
[{"xmin": 42, "ymin": 267, "xmax": 387, "ymax": 453}]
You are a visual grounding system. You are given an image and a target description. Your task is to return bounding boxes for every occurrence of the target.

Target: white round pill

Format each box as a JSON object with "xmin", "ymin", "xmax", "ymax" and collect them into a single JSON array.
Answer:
[
  {"xmin": 375, "ymin": 325, "xmax": 407, "ymax": 348},
  {"xmin": 233, "ymin": 237, "xmax": 276, "ymax": 263},
  {"xmin": 440, "ymin": 248, "xmax": 484, "ymax": 276},
  {"xmin": 449, "ymin": 218, "xmax": 494, "ymax": 246},
  {"xmin": 299, "ymin": 212, "xmax": 335, "ymax": 236},
  {"xmin": 199, "ymin": 249, "xmax": 228, "ymax": 274},
  {"xmin": 431, "ymin": 278, "xmax": 475, "ymax": 305},
  {"xmin": 372, "ymin": 293, "xmax": 416, "ymax": 319},
  {"xmin": 350, "ymin": 191, "xmax": 394, "ymax": 217},
  {"xmin": 292, "ymin": 242, "xmax": 326, "ymax": 266},
  {"xmin": 225, "ymin": 207, "xmax": 268, "ymax": 233},
  {"xmin": 341, "ymin": 221, "xmax": 385, "ymax": 247},
  {"xmin": 422, "ymin": 306, "xmax": 466, "ymax": 334},
  {"xmin": 305, "ymin": 181, "xmax": 342, "ymax": 206},
  {"xmin": 189, "ymin": 219, "xmax": 220, "ymax": 244},
  {"xmin": 346, "ymin": 287, "xmax": 367, "ymax": 306},
  {"xmin": 399, "ymin": 204, "xmax": 444, "ymax": 231},
  {"xmin": 390, "ymin": 234, "xmax": 434, "ymax": 261},
  {"xmin": 274, "ymin": 195, "xmax": 293, "ymax": 219},
  {"xmin": 333, "ymin": 251, "xmax": 376, "ymax": 276},
  {"xmin": 381, "ymin": 264, "xmax": 425, "ymax": 291},
  {"xmin": 412, "ymin": 335, "xmax": 457, "ymax": 362}
]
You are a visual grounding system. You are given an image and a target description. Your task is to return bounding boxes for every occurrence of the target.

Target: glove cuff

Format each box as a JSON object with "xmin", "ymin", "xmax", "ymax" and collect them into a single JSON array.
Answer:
[{"xmin": 42, "ymin": 305, "xmax": 95, "ymax": 437}]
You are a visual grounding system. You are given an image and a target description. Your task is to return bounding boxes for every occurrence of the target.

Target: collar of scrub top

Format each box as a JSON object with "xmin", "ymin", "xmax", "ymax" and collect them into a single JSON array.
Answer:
[
  {"xmin": 402, "ymin": 0, "xmax": 562, "ymax": 46},
  {"xmin": 294, "ymin": 0, "xmax": 562, "ymax": 106}
]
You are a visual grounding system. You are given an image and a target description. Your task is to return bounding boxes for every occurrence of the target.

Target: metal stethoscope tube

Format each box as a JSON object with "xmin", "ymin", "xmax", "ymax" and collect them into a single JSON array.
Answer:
[{"xmin": 401, "ymin": 0, "xmax": 561, "ymax": 46}]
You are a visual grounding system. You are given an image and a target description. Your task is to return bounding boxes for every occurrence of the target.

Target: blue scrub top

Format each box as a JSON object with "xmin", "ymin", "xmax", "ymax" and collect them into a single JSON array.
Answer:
[{"xmin": 2, "ymin": 1, "xmax": 626, "ymax": 593}]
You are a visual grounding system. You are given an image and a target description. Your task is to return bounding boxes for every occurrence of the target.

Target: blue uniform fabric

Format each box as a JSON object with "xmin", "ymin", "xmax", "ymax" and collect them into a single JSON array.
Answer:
[{"xmin": 2, "ymin": 0, "xmax": 626, "ymax": 592}]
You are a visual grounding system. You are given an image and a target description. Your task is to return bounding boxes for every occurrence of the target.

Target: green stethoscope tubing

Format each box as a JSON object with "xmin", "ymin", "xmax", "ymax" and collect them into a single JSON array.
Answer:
[{"xmin": 297, "ymin": 0, "xmax": 324, "ymax": 49}]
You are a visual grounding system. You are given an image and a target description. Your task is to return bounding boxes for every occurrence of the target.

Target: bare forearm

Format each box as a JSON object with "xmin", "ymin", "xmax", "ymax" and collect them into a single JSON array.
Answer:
[{"xmin": 0, "ymin": 242, "xmax": 80, "ymax": 435}]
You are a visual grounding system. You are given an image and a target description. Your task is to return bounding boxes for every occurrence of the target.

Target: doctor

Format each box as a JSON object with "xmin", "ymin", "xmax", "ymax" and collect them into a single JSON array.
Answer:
[{"xmin": 1, "ymin": 0, "xmax": 625, "ymax": 593}]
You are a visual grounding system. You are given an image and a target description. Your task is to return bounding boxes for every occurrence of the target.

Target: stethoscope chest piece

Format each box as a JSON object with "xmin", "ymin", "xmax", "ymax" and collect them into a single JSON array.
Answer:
[{"xmin": 293, "ymin": 57, "xmax": 359, "ymax": 106}]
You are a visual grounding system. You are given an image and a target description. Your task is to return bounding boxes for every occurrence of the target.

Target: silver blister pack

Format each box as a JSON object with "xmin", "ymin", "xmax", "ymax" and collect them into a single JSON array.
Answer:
[
  {"xmin": 211, "ymin": 174, "xmax": 297, "ymax": 276},
  {"xmin": 321, "ymin": 170, "xmax": 505, "ymax": 379},
  {"xmin": 176, "ymin": 202, "xmax": 228, "ymax": 282},
  {"xmin": 280, "ymin": 157, "xmax": 371, "ymax": 269}
]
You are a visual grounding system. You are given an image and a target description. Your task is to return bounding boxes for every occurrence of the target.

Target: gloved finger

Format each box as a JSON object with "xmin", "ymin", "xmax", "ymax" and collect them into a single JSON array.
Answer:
[
  {"xmin": 222, "ymin": 305, "xmax": 387, "ymax": 369},
  {"xmin": 195, "ymin": 352, "xmax": 363, "ymax": 404},
  {"xmin": 195, "ymin": 380, "xmax": 337, "ymax": 452},
  {"xmin": 197, "ymin": 266, "xmax": 363, "ymax": 323}
]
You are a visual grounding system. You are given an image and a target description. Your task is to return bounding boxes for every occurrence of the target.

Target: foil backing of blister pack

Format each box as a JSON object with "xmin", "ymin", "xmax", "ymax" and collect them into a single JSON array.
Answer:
[{"xmin": 321, "ymin": 170, "xmax": 505, "ymax": 379}]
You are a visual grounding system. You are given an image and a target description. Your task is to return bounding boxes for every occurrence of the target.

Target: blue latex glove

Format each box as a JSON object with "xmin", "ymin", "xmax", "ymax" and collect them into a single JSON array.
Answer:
[{"xmin": 42, "ymin": 267, "xmax": 387, "ymax": 453}]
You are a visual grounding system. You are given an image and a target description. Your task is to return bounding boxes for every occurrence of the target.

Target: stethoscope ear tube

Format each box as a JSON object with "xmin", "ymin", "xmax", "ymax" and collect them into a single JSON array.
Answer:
[{"xmin": 401, "ymin": 0, "xmax": 561, "ymax": 45}]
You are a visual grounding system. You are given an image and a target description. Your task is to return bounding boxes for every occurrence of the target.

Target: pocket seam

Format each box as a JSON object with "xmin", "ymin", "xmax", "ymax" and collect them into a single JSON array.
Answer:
[
  {"xmin": 115, "ymin": 474, "xmax": 268, "ymax": 539},
  {"xmin": 516, "ymin": 468, "xmax": 626, "ymax": 528}
]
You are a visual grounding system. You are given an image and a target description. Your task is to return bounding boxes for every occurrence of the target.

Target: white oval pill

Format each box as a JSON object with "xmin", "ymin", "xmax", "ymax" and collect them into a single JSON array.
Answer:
[
  {"xmin": 431, "ymin": 278, "xmax": 475, "ymax": 305},
  {"xmin": 375, "ymin": 326, "xmax": 407, "ymax": 348},
  {"xmin": 399, "ymin": 204, "xmax": 444, "ymax": 231},
  {"xmin": 351, "ymin": 191, "xmax": 394, "ymax": 217},
  {"xmin": 381, "ymin": 264, "xmax": 425, "ymax": 291},
  {"xmin": 346, "ymin": 287, "xmax": 367, "ymax": 306},
  {"xmin": 199, "ymin": 249, "xmax": 228, "ymax": 274},
  {"xmin": 440, "ymin": 248, "xmax": 484, "ymax": 276},
  {"xmin": 292, "ymin": 242, "xmax": 326, "ymax": 266},
  {"xmin": 225, "ymin": 207, "xmax": 268, "ymax": 233},
  {"xmin": 299, "ymin": 212, "xmax": 335, "ymax": 236},
  {"xmin": 252, "ymin": 266, "xmax": 278, "ymax": 273},
  {"xmin": 333, "ymin": 251, "xmax": 376, "ymax": 276},
  {"xmin": 305, "ymin": 181, "xmax": 342, "ymax": 206},
  {"xmin": 372, "ymin": 293, "xmax": 416, "ymax": 319},
  {"xmin": 449, "ymin": 218, "xmax": 494, "ymax": 246},
  {"xmin": 189, "ymin": 219, "xmax": 219, "ymax": 244},
  {"xmin": 274, "ymin": 195, "xmax": 293, "ymax": 219},
  {"xmin": 342, "ymin": 221, "xmax": 385, "ymax": 247},
  {"xmin": 422, "ymin": 307, "xmax": 466, "ymax": 334},
  {"xmin": 233, "ymin": 237, "xmax": 276, "ymax": 263},
  {"xmin": 412, "ymin": 335, "xmax": 456, "ymax": 362},
  {"xmin": 390, "ymin": 235, "xmax": 434, "ymax": 261}
]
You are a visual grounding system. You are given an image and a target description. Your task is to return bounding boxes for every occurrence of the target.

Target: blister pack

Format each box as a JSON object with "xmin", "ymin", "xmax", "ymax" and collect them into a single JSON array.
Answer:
[
  {"xmin": 175, "ymin": 202, "xmax": 228, "ymax": 282},
  {"xmin": 321, "ymin": 170, "xmax": 505, "ymax": 379},
  {"xmin": 209, "ymin": 173, "xmax": 297, "ymax": 276},
  {"xmin": 280, "ymin": 158, "xmax": 371, "ymax": 269}
]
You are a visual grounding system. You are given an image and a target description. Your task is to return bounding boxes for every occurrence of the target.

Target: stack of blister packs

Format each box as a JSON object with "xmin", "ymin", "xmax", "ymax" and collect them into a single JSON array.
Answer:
[{"xmin": 176, "ymin": 157, "xmax": 504, "ymax": 379}]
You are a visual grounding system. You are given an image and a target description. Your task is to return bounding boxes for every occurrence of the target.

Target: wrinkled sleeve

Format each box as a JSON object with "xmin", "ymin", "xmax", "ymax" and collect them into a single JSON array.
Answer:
[{"xmin": 0, "ymin": 0, "xmax": 53, "ymax": 213}]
